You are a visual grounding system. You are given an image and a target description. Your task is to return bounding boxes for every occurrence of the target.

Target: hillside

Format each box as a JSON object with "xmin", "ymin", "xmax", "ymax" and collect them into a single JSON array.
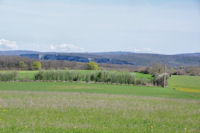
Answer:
[{"xmin": 0, "ymin": 51, "xmax": 200, "ymax": 66}]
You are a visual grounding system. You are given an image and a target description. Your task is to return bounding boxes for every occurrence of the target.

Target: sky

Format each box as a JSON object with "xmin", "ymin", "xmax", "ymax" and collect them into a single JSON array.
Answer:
[{"xmin": 0, "ymin": 0, "xmax": 200, "ymax": 54}]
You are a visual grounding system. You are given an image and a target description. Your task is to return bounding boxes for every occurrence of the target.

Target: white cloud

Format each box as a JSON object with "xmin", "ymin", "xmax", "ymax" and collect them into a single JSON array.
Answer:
[
  {"xmin": 49, "ymin": 43, "xmax": 84, "ymax": 52},
  {"xmin": 0, "ymin": 39, "xmax": 18, "ymax": 50},
  {"xmin": 49, "ymin": 45, "xmax": 56, "ymax": 50}
]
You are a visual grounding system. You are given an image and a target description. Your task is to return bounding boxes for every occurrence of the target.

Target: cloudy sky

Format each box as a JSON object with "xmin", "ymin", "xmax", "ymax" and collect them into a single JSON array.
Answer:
[{"xmin": 0, "ymin": 0, "xmax": 199, "ymax": 54}]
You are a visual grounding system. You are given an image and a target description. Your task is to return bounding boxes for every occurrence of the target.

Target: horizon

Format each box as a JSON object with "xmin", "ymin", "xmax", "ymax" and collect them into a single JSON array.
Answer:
[
  {"xmin": 0, "ymin": 49, "xmax": 200, "ymax": 55},
  {"xmin": 0, "ymin": 0, "xmax": 200, "ymax": 54}
]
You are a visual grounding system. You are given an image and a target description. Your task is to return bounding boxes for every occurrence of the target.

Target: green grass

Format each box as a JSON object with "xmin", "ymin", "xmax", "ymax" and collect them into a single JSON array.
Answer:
[
  {"xmin": 0, "ymin": 82, "xmax": 199, "ymax": 100},
  {"xmin": 169, "ymin": 75, "xmax": 200, "ymax": 92},
  {"xmin": 135, "ymin": 72, "xmax": 152, "ymax": 81},
  {"xmin": 0, "ymin": 73, "xmax": 200, "ymax": 132},
  {"xmin": 0, "ymin": 82, "xmax": 199, "ymax": 133}
]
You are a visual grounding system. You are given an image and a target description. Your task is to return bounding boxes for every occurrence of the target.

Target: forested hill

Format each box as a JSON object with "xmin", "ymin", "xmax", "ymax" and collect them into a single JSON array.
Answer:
[{"xmin": 0, "ymin": 51, "xmax": 200, "ymax": 66}]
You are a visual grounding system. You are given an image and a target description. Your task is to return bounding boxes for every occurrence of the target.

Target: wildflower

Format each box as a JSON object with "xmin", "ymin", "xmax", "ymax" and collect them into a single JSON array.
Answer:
[
  {"xmin": 2, "ymin": 109, "xmax": 7, "ymax": 112},
  {"xmin": 150, "ymin": 125, "xmax": 154, "ymax": 129}
]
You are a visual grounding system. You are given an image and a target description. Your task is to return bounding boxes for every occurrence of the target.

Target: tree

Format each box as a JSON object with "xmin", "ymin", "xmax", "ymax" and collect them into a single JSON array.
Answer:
[
  {"xmin": 18, "ymin": 61, "xmax": 27, "ymax": 69},
  {"xmin": 147, "ymin": 63, "xmax": 166, "ymax": 76},
  {"xmin": 153, "ymin": 73, "xmax": 169, "ymax": 87},
  {"xmin": 87, "ymin": 62, "xmax": 99, "ymax": 70},
  {"xmin": 31, "ymin": 61, "xmax": 42, "ymax": 70}
]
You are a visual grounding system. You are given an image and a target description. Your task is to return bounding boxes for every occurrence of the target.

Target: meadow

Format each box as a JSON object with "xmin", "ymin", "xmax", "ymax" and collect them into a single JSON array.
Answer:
[
  {"xmin": 169, "ymin": 75, "xmax": 200, "ymax": 93},
  {"xmin": 0, "ymin": 71, "xmax": 199, "ymax": 133},
  {"xmin": 0, "ymin": 82, "xmax": 200, "ymax": 133}
]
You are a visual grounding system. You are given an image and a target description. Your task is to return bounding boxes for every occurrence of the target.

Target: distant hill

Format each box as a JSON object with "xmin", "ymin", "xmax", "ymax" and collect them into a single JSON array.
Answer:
[
  {"xmin": 0, "ymin": 50, "xmax": 200, "ymax": 66},
  {"xmin": 0, "ymin": 50, "xmax": 39, "ymax": 55},
  {"xmin": 178, "ymin": 53, "xmax": 200, "ymax": 57}
]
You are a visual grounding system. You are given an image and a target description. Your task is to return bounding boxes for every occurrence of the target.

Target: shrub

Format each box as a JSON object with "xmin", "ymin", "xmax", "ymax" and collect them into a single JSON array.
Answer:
[
  {"xmin": 34, "ymin": 71, "xmax": 43, "ymax": 80},
  {"xmin": 185, "ymin": 66, "xmax": 200, "ymax": 76},
  {"xmin": 0, "ymin": 72, "xmax": 17, "ymax": 81},
  {"xmin": 153, "ymin": 73, "xmax": 169, "ymax": 87},
  {"xmin": 136, "ymin": 79, "xmax": 148, "ymax": 85},
  {"xmin": 34, "ymin": 70, "xmax": 136, "ymax": 85},
  {"xmin": 32, "ymin": 61, "xmax": 42, "ymax": 70},
  {"xmin": 87, "ymin": 62, "xmax": 99, "ymax": 70},
  {"xmin": 171, "ymin": 70, "xmax": 185, "ymax": 75},
  {"xmin": 18, "ymin": 61, "xmax": 27, "ymax": 69}
]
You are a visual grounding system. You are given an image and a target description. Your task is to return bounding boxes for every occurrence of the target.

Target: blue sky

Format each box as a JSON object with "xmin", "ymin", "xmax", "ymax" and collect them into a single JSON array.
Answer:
[{"xmin": 0, "ymin": 0, "xmax": 199, "ymax": 54}]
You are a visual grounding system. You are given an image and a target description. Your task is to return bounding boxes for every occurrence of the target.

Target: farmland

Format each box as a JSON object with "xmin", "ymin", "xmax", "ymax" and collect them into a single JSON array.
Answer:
[
  {"xmin": 0, "ymin": 71, "xmax": 200, "ymax": 132},
  {"xmin": 0, "ymin": 81, "xmax": 200, "ymax": 133},
  {"xmin": 1, "ymin": 0, "xmax": 200, "ymax": 132},
  {"xmin": 169, "ymin": 75, "xmax": 200, "ymax": 93}
]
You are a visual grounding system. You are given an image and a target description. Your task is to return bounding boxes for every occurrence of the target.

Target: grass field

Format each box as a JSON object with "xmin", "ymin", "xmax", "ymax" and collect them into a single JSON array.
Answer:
[
  {"xmin": 0, "ymin": 82, "xmax": 200, "ymax": 133},
  {"xmin": 169, "ymin": 75, "xmax": 200, "ymax": 93},
  {"xmin": 134, "ymin": 72, "xmax": 152, "ymax": 81}
]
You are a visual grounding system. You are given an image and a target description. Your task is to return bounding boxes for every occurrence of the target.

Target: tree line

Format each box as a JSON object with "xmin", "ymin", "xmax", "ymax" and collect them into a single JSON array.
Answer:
[
  {"xmin": 0, "ymin": 56, "xmax": 137, "ymax": 71},
  {"xmin": 136, "ymin": 62, "xmax": 200, "ymax": 76},
  {"xmin": 0, "ymin": 56, "xmax": 87, "ymax": 70},
  {"xmin": 0, "ymin": 70, "xmax": 168, "ymax": 87}
]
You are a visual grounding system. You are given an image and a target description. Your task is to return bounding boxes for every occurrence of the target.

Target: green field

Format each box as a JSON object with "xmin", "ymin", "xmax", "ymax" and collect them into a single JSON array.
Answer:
[
  {"xmin": 0, "ymin": 81, "xmax": 200, "ymax": 133},
  {"xmin": 0, "ymin": 71, "xmax": 200, "ymax": 132},
  {"xmin": 169, "ymin": 75, "xmax": 200, "ymax": 93},
  {"xmin": 135, "ymin": 72, "xmax": 152, "ymax": 81}
]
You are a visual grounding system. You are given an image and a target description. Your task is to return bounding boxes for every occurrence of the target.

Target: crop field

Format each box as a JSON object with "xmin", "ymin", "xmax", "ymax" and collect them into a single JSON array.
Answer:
[
  {"xmin": 169, "ymin": 75, "xmax": 200, "ymax": 93},
  {"xmin": 0, "ymin": 81, "xmax": 200, "ymax": 133}
]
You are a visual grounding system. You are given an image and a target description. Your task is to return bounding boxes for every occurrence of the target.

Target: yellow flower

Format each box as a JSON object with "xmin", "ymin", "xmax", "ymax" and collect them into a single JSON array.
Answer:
[
  {"xmin": 2, "ymin": 109, "xmax": 7, "ymax": 112},
  {"xmin": 25, "ymin": 126, "xmax": 28, "ymax": 128},
  {"xmin": 150, "ymin": 125, "xmax": 154, "ymax": 129}
]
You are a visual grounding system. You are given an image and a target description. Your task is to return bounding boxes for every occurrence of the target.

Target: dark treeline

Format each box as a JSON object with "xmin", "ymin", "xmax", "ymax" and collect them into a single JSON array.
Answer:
[
  {"xmin": 0, "ymin": 56, "xmax": 87, "ymax": 70},
  {"xmin": 0, "ymin": 56, "xmax": 137, "ymax": 71},
  {"xmin": 99, "ymin": 64, "xmax": 137, "ymax": 71}
]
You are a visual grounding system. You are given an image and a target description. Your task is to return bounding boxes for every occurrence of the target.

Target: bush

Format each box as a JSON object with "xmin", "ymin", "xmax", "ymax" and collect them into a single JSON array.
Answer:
[
  {"xmin": 153, "ymin": 73, "xmax": 169, "ymax": 87},
  {"xmin": 87, "ymin": 62, "xmax": 99, "ymax": 70},
  {"xmin": 34, "ymin": 70, "xmax": 136, "ymax": 85},
  {"xmin": 0, "ymin": 72, "xmax": 17, "ymax": 81},
  {"xmin": 171, "ymin": 70, "xmax": 185, "ymax": 75},
  {"xmin": 136, "ymin": 79, "xmax": 148, "ymax": 85},
  {"xmin": 185, "ymin": 66, "xmax": 200, "ymax": 76},
  {"xmin": 34, "ymin": 71, "xmax": 44, "ymax": 80},
  {"xmin": 32, "ymin": 61, "xmax": 42, "ymax": 70},
  {"xmin": 18, "ymin": 61, "xmax": 27, "ymax": 69}
]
